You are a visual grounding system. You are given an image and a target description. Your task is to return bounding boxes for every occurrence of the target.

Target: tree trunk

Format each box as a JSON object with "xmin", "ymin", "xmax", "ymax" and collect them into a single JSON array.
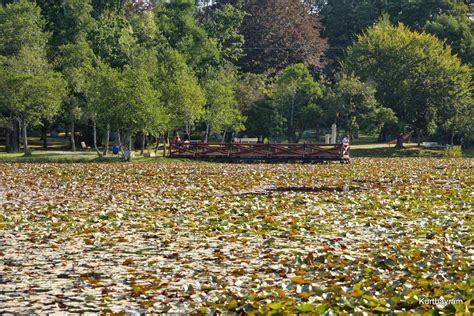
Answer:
[
  {"xmin": 205, "ymin": 123, "xmax": 210, "ymax": 143},
  {"xmin": 155, "ymin": 133, "xmax": 161, "ymax": 154},
  {"xmin": 92, "ymin": 120, "xmax": 102, "ymax": 157},
  {"xmin": 6, "ymin": 119, "xmax": 20, "ymax": 153},
  {"xmin": 185, "ymin": 122, "xmax": 190, "ymax": 135},
  {"xmin": 140, "ymin": 132, "xmax": 146, "ymax": 155},
  {"xmin": 221, "ymin": 129, "xmax": 227, "ymax": 144},
  {"xmin": 378, "ymin": 127, "xmax": 387, "ymax": 143},
  {"xmin": 289, "ymin": 94, "xmax": 295, "ymax": 143},
  {"xmin": 395, "ymin": 133, "xmax": 404, "ymax": 149},
  {"xmin": 42, "ymin": 126, "xmax": 48, "ymax": 149},
  {"xmin": 127, "ymin": 133, "xmax": 133, "ymax": 161},
  {"xmin": 70, "ymin": 121, "xmax": 76, "ymax": 152},
  {"xmin": 117, "ymin": 129, "xmax": 122, "ymax": 146},
  {"xmin": 103, "ymin": 124, "xmax": 110, "ymax": 156},
  {"xmin": 5, "ymin": 127, "xmax": 10, "ymax": 152},
  {"xmin": 21, "ymin": 119, "xmax": 29, "ymax": 154}
]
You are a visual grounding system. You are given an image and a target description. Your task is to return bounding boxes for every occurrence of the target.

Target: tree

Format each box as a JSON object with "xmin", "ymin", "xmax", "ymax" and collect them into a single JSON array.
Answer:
[
  {"xmin": 0, "ymin": 0, "xmax": 67, "ymax": 154},
  {"xmin": 156, "ymin": 49, "xmax": 206, "ymax": 135},
  {"xmin": 201, "ymin": 65, "xmax": 245, "ymax": 142},
  {"xmin": 129, "ymin": 10, "xmax": 164, "ymax": 49},
  {"xmin": 58, "ymin": 38, "xmax": 96, "ymax": 151},
  {"xmin": 324, "ymin": 73, "xmax": 397, "ymax": 139},
  {"xmin": 270, "ymin": 64, "xmax": 323, "ymax": 143},
  {"xmin": 202, "ymin": 3, "xmax": 246, "ymax": 63},
  {"xmin": 424, "ymin": 13, "xmax": 474, "ymax": 66},
  {"xmin": 318, "ymin": 0, "xmax": 471, "ymax": 66},
  {"xmin": 319, "ymin": 0, "xmax": 382, "ymax": 65},
  {"xmin": 86, "ymin": 57, "xmax": 166, "ymax": 160},
  {"xmin": 238, "ymin": 0, "xmax": 328, "ymax": 74},
  {"xmin": 344, "ymin": 16, "xmax": 472, "ymax": 147},
  {"xmin": 0, "ymin": 0, "xmax": 49, "ymax": 57},
  {"xmin": 89, "ymin": 10, "xmax": 136, "ymax": 69},
  {"xmin": 85, "ymin": 61, "xmax": 122, "ymax": 156},
  {"xmin": 154, "ymin": 0, "xmax": 220, "ymax": 76},
  {"xmin": 234, "ymin": 72, "xmax": 283, "ymax": 139},
  {"xmin": 2, "ymin": 49, "xmax": 67, "ymax": 154},
  {"xmin": 36, "ymin": 0, "xmax": 95, "ymax": 49}
]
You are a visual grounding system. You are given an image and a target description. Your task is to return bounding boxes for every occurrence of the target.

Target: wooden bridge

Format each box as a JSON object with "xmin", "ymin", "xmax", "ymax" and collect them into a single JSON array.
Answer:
[{"xmin": 170, "ymin": 143, "xmax": 350, "ymax": 163}]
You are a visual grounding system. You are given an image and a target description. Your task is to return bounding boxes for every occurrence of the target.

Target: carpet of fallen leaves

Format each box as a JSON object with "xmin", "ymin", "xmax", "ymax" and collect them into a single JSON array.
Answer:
[{"xmin": 0, "ymin": 158, "xmax": 473, "ymax": 314}]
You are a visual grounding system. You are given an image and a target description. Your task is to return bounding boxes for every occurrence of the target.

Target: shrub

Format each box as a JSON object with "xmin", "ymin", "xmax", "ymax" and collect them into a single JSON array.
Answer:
[{"xmin": 443, "ymin": 145, "xmax": 463, "ymax": 158}]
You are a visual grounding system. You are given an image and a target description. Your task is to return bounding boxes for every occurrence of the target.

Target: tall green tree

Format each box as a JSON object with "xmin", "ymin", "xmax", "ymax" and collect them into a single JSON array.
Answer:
[
  {"xmin": 202, "ymin": 65, "xmax": 245, "ymax": 142},
  {"xmin": 424, "ymin": 13, "xmax": 474, "ymax": 65},
  {"xmin": 37, "ymin": 0, "xmax": 95, "ymax": 49},
  {"xmin": 324, "ymin": 73, "xmax": 397, "ymax": 139},
  {"xmin": 156, "ymin": 48, "xmax": 206, "ymax": 134},
  {"xmin": 0, "ymin": 0, "xmax": 49, "ymax": 57},
  {"xmin": 344, "ymin": 17, "xmax": 472, "ymax": 147},
  {"xmin": 1, "ymin": 48, "xmax": 67, "ymax": 154},
  {"xmin": 202, "ymin": 3, "xmax": 246, "ymax": 63},
  {"xmin": 270, "ymin": 64, "xmax": 323, "ymax": 143},
  {"xmin": 154, "ymin": 0, "xmax": 220, "ymax": 76},
  {"xmin": 319, "ymin": 0, "xmax": 471, "ymax": 66},
  {"xmin": 58, "ymin": 38, "xmax": 96, "ymax": 151},
  {"xmin": 89, "ymin": 10, "xmax": 136, "ymax": 69},
  {"xmin": 0, "ymin": 0, "xmax": 67, "ymax": 154}
]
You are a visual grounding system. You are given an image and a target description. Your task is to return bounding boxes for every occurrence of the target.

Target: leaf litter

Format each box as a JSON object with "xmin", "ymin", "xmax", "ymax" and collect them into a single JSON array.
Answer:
[{"xmin": 0, "ymin": 158, "xmax": 472, "ymax": 314}]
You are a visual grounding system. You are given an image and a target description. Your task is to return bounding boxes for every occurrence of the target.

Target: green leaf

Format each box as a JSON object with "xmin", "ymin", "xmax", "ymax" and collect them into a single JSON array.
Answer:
[
  {"xmin": 296, "ymin": 304, "xmax": 314, "ymax": 312},
  {"xmin": 268, "ymin": 302, "xmax": 283, "ymax": 310},
  {"xmin": 316, "ymin": 304, "xmax": 329, "ymax": 314}
]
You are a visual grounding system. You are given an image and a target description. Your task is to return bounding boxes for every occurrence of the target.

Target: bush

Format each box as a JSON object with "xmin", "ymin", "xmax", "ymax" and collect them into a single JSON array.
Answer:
[{"xmin": 443, "ymin": 145, "xmax": 463, "ymax": 158}]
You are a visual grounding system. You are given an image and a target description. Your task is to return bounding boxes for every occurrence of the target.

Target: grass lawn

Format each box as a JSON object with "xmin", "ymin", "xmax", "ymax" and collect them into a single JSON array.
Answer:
[
  {"xmin": 1, "ymin": 140, "xmax": 473, "ymax": 163},
  {"xmin": 0, "ymin": 158, "xmax": 472, "ymax": 314}
]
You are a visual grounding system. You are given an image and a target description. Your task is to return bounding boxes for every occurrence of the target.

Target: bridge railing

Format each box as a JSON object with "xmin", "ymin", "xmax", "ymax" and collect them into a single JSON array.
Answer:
[{"xmin": 170, "ymin": 143, "xmax": 350, "ymax": 161}]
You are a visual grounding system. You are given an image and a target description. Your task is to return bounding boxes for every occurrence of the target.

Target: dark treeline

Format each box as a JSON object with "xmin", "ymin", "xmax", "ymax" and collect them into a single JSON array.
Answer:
[{"xmin": 0, "ymin": 0, "xmax": 472, "ymax": 158}]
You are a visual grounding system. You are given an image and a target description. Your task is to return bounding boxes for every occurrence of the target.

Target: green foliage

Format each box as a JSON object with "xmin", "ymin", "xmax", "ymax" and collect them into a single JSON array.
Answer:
[
  {"xmin": 89, "ymin": 10, "xmax": 136, "ymax": 69},
  {"xmin": 0, "ymin": 0, "xmax": 48, "ymax": 57},
  {"xmin": 344, "ymin": 16, "xmax": 472, "ymax": 142},
  {"xmin": 424, "ymin": 14, "xmax": 474, "ymax": 65},
  {"xmin": 238, "ymin": 72, "xmax": 283, "ymax": 138},
  {"xmin": 203, "ymin": 4, "xmax": 246, "ymax": 62},
  {"xmin": 86, "ymin": 56, "xmax": 167, "ymax": 136},
  {"xmin": 129, "ymin": 10, "xmax": 163, "ymax": 49},
  {"xmin": 443, "ymin": 145, "xmax": 463, "ymax": 158},
  {"xmin": 0, "ymin": 1, "xmax": 67, "ymax": 131},
  {"xmin": 270, "ymin": 64, "xmax": 323, "ymax": 143},
  {"xmin": 319, "ymin": 0, "xmax": 472, "ymax": 64},
  {"xmin": 155, "ymin": 0, "xmax": 220, "ymax": 75},
  {"xmin": 325, "ymin": 73, "xmax": 397, "ymax": 137},
  {"xmin": 202, "ymin": 65, "xmax": 245, "ymax": 140},
  {"xmin": 37, "ymin": 0, "xmax": 95, "ymax": 48},
  {"xmin": 156, "ymin": 49, "xmax": 206, "ymax": 130},
  {"xmin": 58, "ymin": 38, "xmax": 96, "ymax": 124}
]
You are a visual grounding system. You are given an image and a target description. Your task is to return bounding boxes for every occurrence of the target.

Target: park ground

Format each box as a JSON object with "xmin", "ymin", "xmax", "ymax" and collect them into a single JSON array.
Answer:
[
  {"xmin": 0, "ymin": 156, "xmax": 472, "ymax": 314},
  {"xmin": 0, "ymin": 135, "xmax": 473, "ymax": 163}
]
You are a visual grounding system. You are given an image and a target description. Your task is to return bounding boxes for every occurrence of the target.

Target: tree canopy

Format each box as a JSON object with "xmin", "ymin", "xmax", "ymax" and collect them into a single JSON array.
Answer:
[
  {"xmin": 0, "ymin": 0, "xmax": 473, "ymax": 155},
  {"xmin": 344, "ymin": 17, "xmax": 472, "ymax": 145}
]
